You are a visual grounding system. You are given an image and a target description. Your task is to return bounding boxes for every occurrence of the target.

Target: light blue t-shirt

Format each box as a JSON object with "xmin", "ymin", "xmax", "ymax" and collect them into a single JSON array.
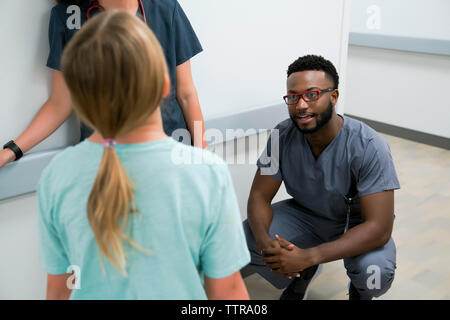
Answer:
[{"xmin": 37, "ymin": 137, "xmax": 250, "ymax": 300}]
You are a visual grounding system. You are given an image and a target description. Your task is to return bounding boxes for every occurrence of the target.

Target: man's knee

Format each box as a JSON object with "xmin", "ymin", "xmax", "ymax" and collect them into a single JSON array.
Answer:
[
  {"xmin": 347, "ymin": 259, "xmax": 396, "ymax": 298},
  {"xmin": 366, "ymin": 262, "xmax": 396, "ymax": 297},
  {"xmin": 345, "ymin": 240, "xmax": 397, "ymax": 299}
]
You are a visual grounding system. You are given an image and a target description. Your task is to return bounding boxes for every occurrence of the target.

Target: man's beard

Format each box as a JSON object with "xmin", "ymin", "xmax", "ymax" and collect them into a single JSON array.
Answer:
[{"xmin": 290, "ymin": 101, "xmax": 333, "ymax": 134}]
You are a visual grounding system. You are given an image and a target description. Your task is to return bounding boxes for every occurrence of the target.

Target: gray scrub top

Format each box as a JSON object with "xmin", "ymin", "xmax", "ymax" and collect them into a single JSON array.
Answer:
[
  {"xmin": 46, "ymin": 0, "xmax": 203, "ymax": 141},
  {"xmin": 257, "ymin": 115, "xmax": 400, "ymax": 229}
]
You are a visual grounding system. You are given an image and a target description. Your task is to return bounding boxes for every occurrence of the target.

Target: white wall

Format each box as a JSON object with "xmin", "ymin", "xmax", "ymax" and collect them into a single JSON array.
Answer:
[
  {"xmin": 180, "ymin": 0, "xmax": 349, "ymax": 119},
  {"xmin": 0, "ymin": 194, "xmax": 47, "ymax": 299},
  {"xmin": 346, "ymin": 0, "xmax": 450, "ymax": 138},
  {"xmin": 345, "ymin": 45, "xmax": 450, "ymax": 138},
  {"xmin": 350, "ymin": 0, "xmax": 450, "ymax": 41},
  {"xmin": 0, "ymin": 134, "xmax": 290, "ymax": 299},
  {"xmin": 0, "ymin": 0, "xmax": 80, "ymax": 155}
]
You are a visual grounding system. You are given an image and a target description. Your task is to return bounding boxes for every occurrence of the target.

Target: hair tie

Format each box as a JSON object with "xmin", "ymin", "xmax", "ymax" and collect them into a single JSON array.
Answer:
[{"xmin": 103, "ymin": 139, "xmax": 116, "ymax": 149}]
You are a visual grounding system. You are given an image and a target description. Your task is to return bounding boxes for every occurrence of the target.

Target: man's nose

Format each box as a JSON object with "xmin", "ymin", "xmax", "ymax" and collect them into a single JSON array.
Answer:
[{"xmin": 295, "ymin": 97, "xmax": 309, "ymax": 110}]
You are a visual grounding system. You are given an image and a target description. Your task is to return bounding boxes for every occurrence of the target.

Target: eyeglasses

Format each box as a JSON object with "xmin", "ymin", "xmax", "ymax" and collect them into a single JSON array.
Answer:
[{"xmin": 283, "ymin": 88, "xmax": 334, "ymax": 106}]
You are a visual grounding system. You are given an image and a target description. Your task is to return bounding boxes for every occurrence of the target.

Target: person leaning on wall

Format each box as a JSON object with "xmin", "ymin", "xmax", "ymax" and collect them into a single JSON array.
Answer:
[{"xmin": 0, "ymin": 0, "xmax": 206, "ymax": 169}]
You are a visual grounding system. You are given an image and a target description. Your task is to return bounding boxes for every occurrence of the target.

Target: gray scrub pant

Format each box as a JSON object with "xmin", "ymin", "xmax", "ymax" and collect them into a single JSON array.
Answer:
[{"xmin": 241, "ymin": 199, "xmax": 396, "ymax": 300}]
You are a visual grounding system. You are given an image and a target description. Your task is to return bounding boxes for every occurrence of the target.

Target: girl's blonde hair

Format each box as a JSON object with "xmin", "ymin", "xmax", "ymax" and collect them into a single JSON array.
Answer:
[{"xmin": 61, "ymin": 11, "xmax": 168, "ymax": 275}]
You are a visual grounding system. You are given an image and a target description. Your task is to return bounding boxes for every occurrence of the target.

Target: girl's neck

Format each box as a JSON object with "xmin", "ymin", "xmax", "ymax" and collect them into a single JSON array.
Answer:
[{"xmin": 87, "ymin": 108, "xmax": 168, "ymax": 145}]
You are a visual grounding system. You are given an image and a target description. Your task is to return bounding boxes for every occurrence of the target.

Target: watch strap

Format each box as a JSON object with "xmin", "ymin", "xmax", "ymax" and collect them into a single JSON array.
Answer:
[{"xmin": 3, "ymin": 140, "xmax": 23, "ymax": 161}]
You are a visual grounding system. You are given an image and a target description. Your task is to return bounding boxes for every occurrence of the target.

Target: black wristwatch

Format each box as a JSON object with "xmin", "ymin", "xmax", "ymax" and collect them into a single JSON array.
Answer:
[{"xmin": 3, "ymin": 140, "xmax": 23, "ymax": 161}]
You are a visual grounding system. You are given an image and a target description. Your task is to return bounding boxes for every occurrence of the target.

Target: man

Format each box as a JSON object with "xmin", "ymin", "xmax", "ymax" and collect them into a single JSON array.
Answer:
[{"xmin": 242, "ymin": 55, "xmax": 399, "ymax": 300}]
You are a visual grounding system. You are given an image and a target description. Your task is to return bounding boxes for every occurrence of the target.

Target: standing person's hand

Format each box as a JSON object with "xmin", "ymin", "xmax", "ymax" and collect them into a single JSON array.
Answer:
[{"xmin": 0, "ymin": 148, "xmax": 16, "ymax": 169}]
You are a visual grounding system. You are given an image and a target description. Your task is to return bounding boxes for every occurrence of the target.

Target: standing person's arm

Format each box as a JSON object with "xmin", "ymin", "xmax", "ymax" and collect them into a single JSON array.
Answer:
[
  {"xmin": 171, "ymin": 1, "xmax": 204, "ymax": 148},
  {"xmin": 0, "ymin": 70, "xmax": 72, "ymax": 168},
  {"xmin": 176, "ymin": 60, "xmax": 206, "ymax": 149}
]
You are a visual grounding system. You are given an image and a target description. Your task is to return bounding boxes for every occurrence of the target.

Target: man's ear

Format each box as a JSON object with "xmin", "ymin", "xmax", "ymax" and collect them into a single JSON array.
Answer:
[
  {"xmin": 162, "ymin": 74, "xmax": 171, "ymax": 98},
  {"xmin": 331, "ymin": 89, "xmax": 339, "ymax": 106}
]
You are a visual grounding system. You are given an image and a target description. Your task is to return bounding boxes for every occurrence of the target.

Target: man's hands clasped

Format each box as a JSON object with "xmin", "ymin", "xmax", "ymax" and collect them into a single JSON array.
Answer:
[{"xmin": 259, "ymin": 235, "xmax": 316, "ymax": 279}]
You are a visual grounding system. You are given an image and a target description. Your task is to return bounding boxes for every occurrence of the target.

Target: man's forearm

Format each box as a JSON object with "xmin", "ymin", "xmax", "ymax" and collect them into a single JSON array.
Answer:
[
  {"xmin": 309, "ymin": 221, "xmax": 391, "ymax": 266},
  {"xmin": 247, "ymin": 197, "xmax": 275, "ymax": 249}
]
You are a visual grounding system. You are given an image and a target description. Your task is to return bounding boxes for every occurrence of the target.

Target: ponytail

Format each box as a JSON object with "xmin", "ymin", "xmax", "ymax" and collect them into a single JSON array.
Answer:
[{"xmin": 87, "ymin": 147, "xmax": 150, "ymax": 275}]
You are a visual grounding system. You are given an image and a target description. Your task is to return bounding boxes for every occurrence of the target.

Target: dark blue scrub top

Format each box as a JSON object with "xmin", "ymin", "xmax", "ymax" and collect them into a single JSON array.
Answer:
[
  {"xmin": 257, "ymin": 115, "xmax": 401, "ymax": 229},
  {"xmin": 47, "ymin": 0, "xmax": 203, "ymax": 141}
]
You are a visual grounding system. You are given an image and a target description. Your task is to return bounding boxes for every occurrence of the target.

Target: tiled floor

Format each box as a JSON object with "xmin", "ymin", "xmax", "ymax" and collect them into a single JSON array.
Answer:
[{"xmin": 243, "ymin": 134, "xmax": 450, "ymax": 300}]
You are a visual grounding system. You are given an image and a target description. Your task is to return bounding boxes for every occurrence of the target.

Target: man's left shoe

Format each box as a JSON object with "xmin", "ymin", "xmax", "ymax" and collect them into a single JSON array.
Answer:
[
  {"xmin": 279, "ymin": 264, "xmax": 322, "ymax": 300},
  {"xmin": 348, "ymin": 282, "xmax": 361, "ymax": 300}
]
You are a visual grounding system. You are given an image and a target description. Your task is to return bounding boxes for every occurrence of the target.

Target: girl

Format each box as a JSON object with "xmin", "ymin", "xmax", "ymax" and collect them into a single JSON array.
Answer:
[
  {"xmin": 38, "ymin": 11, "xmax": 250, "ymax": 300},
  {"xmin": 0, "ymin": 0, "xmax": 206, "ymax": 169}
]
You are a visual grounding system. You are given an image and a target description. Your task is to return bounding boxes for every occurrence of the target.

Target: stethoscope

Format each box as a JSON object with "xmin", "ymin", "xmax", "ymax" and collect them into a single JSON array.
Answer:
[{"xmin": 87, "ymin": 0, "xmax": 147, "ymax": 23}]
